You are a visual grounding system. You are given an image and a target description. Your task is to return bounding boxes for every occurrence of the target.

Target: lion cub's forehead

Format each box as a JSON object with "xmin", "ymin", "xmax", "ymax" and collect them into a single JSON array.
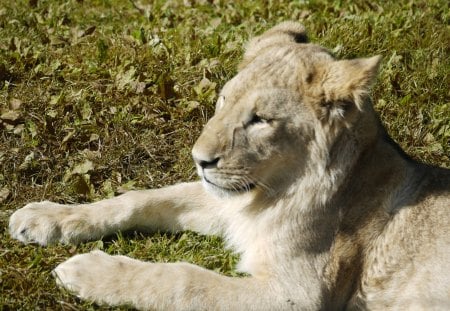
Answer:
[{"xmin": 221, "ymin": 44, "xmax": 333, "ymax": 102}]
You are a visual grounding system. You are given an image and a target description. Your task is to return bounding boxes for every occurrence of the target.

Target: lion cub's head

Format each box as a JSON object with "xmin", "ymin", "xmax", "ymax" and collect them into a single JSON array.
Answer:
[{"xmin": 192, "ymin": 22, "xmax": 381, "ymax": 197}]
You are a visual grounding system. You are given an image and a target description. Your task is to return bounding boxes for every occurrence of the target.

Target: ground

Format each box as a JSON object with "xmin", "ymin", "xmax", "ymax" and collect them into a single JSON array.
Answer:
[{"xmin": 0, "ymin": 0, "xmax": 449, "ymax": 310}]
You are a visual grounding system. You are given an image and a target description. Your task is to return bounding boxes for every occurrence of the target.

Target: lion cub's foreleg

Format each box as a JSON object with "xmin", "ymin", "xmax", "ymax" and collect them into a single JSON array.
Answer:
[
  {"xmin": 9, "ymin": 182, "xmax": 223, "ymax": 245},
  {"xmin": 53, "ymin": 250, "xmax": 278, "ymax": 310},
  {"xmin": 9, "ymin": 182, "xmax": 288, "ymax": 310}
]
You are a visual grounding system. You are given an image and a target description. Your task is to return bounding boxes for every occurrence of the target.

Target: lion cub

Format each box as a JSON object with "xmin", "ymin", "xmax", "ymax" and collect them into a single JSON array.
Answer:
[{"xmin": 9, "ymin": 22, "xmax": 450, "ymax": 310}]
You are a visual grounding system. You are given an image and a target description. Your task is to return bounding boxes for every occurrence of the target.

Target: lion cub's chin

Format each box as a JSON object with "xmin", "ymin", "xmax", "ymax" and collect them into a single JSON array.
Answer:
[{"xmin": 201, "ymin": 178, "xmax": 256, "ymax": 198}]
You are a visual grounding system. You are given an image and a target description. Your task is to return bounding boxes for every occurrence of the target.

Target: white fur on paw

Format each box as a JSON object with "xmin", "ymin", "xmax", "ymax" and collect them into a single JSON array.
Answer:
[
  {"xmin": 53, "ymin": 251, "xmax": 105, "ymax": 297},
  {"xmin": 9, "ymin": 201, "xmax": 73, "ymax": 245},
  {"xmin": 53, "ymin": 250, "xmax": 138, "ymax": 303}
]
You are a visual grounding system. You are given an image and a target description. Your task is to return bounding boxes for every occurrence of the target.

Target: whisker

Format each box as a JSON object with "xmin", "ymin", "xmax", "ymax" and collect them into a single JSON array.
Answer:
[
  {"xmin": 242, "ymin": 175, "xmax": 254, "ymax": 193},
  {"xmin": 207, "ymin": 169, "xmax": 276, "ymax": 195}
]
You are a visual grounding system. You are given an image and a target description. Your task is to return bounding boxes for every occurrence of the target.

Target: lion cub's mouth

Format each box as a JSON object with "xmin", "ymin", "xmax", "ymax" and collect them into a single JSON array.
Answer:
[{"xmin": 203, "ymin": 176, "xmax": 256, "ymax": 193}]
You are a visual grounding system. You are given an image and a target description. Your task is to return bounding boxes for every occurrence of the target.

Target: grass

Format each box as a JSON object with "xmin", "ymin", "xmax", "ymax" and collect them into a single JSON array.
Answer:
[{"xmin": 0, "ymin": 0, "xmax": 448, "ymax": 309}]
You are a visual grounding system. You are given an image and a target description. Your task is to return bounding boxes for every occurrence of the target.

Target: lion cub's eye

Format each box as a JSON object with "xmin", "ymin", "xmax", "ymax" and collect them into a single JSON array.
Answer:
[
  {"xmin": 250, "ymin": 114, "xmax": 265, "ymax": 124},
  {"xmin": 248, "ymin": 114, "xmax": 271, "ymax": 127}
]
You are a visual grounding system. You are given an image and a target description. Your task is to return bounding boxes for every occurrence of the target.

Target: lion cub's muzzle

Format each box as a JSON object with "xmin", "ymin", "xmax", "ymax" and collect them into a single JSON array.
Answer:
[{"xmin": 192, "ymin": 147, "xmax": 256, "ymax": 194}]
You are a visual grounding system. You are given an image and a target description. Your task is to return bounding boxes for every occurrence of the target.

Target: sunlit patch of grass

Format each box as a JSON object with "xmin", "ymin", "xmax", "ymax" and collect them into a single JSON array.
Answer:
[{"xmin": 1, "ymin": 0, "xmax": 448, "ymax": 309}]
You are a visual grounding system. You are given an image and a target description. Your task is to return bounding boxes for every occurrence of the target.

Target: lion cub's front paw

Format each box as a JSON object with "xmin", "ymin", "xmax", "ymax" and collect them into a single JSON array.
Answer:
[
  {"xmin": 53, "ymin": 251, "xmax": 139, "ymax": 304},
  {"xmin": 53, "ymin": 251, "xmax": 106, "ymax": 299},
  {"xmin": 9, "ymin": 201, "xmax": 79, "ymax": 245}
]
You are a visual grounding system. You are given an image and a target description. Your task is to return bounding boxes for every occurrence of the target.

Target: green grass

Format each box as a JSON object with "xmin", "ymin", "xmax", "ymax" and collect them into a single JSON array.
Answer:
[{"xmin": 0, "ymin": 0, "xmax": 449, "ymax": 309}]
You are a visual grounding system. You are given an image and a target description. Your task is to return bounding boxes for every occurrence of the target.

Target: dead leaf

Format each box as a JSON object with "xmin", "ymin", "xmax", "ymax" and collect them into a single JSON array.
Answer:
[
  {"xmin": 63, "ymin": 159, "xmax": 95, "ymax": 183},
  {"xmin": 13, "ymin": 124, "xmax": 25, "ymax": 135},
  {"xmin": 62, "ymin": 130, "xmax": 75, "ymax": 144},
  {"xmin": 89, "ymin": 133, "xmax": 100, "ymax": 142},
  {"xmin": 196, "ymin": 77, "xmax": 215, "ymax": 92},
  {"xmin": 18, "ymin": 152, "xmax": 35, "ymax": 171},
  {"xmin": 209, "ymin": 18, "xmax": 222, "ymax": 29},
  {"xmin": 101, "ymin": 180, "xmax": 114, "ymax": 198},
  {"xmin": 0, "ymin": 187, "xmax": 10, "ymax": 204},
  {"xmin": 72, "ymin": 159, "xmax": 94, "ymax": 175},
  {"xmin": 117, "ymin": 180, "xmax": 137, "ymax": 193},
  {"xmin": 46, "ymin": 109, "xmax": 58, "ymax": 118},
  {"xmin": 27, "ymin": 121, "xmax": 37, "ymax": 138},
  {"xmin": 186, "ymin": 101, "xmax": 200, "ymax": 112},
  {"xmin": 131, "ymin": 81, "xmax": 147, "ymax": 94},
  {"xmin": 194, "ymin": 77, "xmax": 216, "ymax": 102},
  {"xmin": 424, "ymin": 133, "xmax": 435, "ymax": 143},
  {"xmin": 115, "ymin": 66, "xmax": 136, "ymax": 90},
  {"xmin": 9, "ymin": 98, "xmax": 22, "ymax": 110},
  {"xmin": 1, "ymin": 110, "xmax": 21, "ymax": 123}
]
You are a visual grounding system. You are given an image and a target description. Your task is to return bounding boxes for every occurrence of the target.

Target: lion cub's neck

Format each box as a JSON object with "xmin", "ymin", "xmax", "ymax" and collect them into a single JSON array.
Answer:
[{"xmin": 231, "ymin": 123, "xmax": 419, "ymax": 277}]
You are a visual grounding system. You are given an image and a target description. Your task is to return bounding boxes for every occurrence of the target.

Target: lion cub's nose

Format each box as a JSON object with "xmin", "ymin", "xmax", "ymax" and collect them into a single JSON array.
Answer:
[
  {"xmin": 192, "ymin": 126, "xmax": 223, "ymax": 169},
  {"xmin": 194, "ymin": 156, "xmax": 220, "ymax": 169}
]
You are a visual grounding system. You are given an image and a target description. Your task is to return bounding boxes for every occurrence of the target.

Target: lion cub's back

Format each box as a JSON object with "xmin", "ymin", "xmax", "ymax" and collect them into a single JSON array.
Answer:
[{"xmin": 361, "ymin": 166, "xmax": 450, "ymax": 309}]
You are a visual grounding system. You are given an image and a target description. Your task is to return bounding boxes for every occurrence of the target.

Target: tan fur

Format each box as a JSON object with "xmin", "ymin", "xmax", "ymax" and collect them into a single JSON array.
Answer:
[{"xmin": 9, "ymin": 22, "xmax": 450, "ymax": 310}]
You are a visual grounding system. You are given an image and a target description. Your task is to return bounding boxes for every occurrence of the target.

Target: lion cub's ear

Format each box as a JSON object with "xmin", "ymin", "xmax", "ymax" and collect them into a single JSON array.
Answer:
[
  {"xmin": 320, "ymin": 55, "xmax": 382, "ymax": 122},
  {"xmin": 240, "ymin": 21, "xmax": 308, "ymax": 69}
]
